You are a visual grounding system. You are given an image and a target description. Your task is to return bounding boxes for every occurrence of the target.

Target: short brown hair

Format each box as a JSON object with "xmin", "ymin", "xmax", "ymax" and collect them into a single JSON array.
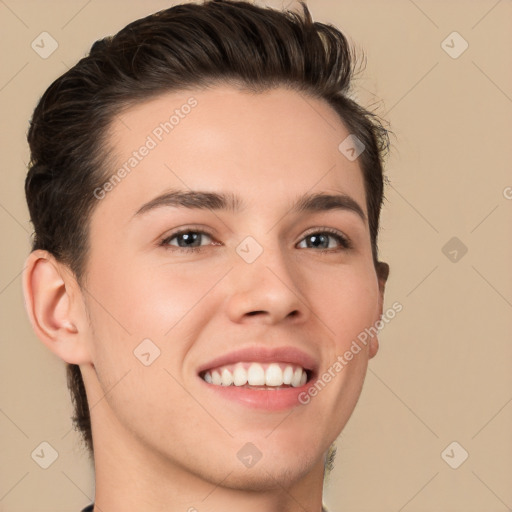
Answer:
[{"xmin": 25, "ymin": 0, "xmax": 390, "ymax": 460}]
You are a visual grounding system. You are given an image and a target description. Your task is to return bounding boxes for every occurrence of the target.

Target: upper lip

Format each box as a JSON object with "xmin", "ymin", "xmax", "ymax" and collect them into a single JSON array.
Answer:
[{"xmin": 196, "ymin": 345, "xmax": 319, "ymax": 375}]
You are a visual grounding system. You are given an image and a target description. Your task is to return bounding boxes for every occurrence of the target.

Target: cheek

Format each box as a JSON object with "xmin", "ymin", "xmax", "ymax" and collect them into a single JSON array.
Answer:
[
  {"xmin": 310, "ymin": 265, "xmax": 380, "ymax": 348},
  {"xmin": 308, "ymin": 268, "xmax": 378, "ymax": 417},
  {"xmin": 126, "ymin": 263, "xmax": 229, "ymax": 337},
  {"xmin": 84, "ymin": 258, "xmax": 230, "ymax": 395},
  {"xmin": 87, "ymin": 251, "xmax": 219, "ymax": 337}
]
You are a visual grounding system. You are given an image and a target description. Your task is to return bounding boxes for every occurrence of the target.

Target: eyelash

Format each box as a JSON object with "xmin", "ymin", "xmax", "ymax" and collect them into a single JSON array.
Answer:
[{"xmin": 159, "ymin": 227, "xmax": 353, "ymax": 254}]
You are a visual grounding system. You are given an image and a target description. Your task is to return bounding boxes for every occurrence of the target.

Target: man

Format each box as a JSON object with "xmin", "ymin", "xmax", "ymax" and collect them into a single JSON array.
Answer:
[{"xmin": 22, "ymin": 1, "xmax": 390, "ymax": 510}]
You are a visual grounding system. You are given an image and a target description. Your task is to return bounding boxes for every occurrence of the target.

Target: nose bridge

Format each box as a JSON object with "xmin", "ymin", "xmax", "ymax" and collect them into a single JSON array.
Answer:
[
  {"xmin": 226, "ymin": 232, "xmax": 306, "ymax": 322},
  {"xmin": 236, "ymin": 231, "xmax": 294, "ymax": 283}
]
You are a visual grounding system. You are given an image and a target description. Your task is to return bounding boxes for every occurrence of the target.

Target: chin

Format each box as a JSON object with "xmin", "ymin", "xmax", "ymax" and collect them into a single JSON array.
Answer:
[{"xmin": 218, "ymin": 453, "xmax": 316, "ymax": 492}]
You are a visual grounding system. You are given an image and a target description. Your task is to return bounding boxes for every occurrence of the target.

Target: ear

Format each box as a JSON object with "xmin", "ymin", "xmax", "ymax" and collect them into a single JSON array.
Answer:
[
  {"xmin": 369, "ymin": 261, "xmax": 390, "ymax": 359},
  {"xmin": 22, "ymin": 250, "xmax": 91, "ymax": 365}
]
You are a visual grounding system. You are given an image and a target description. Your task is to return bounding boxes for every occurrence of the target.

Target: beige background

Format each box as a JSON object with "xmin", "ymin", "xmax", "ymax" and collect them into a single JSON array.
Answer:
[{"xmin": 1, "ymin": 0, "xmax": 511, "ymax": 511}]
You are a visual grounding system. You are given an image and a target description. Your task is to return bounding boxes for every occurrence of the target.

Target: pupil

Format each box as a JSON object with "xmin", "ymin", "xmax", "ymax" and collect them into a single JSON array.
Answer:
[
  {"xmin": 181, "ymin": 232, "xmax": 199, "ymax": 246},
  {"xmin": 309, "ymin": 234, "xmax": 327, "ymax": 248}
]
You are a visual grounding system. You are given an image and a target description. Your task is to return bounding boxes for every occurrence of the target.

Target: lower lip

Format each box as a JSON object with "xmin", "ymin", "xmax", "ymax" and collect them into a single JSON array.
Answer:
[{"xmin": 199, "ymin": 377, "xmax": 315, "ymax": 411}]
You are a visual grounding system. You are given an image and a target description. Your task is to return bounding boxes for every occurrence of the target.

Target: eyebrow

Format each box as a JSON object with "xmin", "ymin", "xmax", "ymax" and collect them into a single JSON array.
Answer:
[{"xmin": 133, "ymin": 189, "xmax": 366, "ymax": 223}]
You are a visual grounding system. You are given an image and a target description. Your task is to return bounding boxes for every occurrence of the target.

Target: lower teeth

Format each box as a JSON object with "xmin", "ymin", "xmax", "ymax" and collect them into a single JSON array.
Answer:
[
  {"xmin": 218, "ymin": 383, "xmax": 293, "ymax": 389},
  {"xmin": 245, "ymin": 384, "xmax": 292, "ymax": 389}
]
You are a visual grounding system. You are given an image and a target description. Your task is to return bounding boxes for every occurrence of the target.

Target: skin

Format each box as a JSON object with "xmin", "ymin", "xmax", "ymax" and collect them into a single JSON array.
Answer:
[{"xmin": 23, "ymin": 85, "xmax": 388, "ymax": 512}]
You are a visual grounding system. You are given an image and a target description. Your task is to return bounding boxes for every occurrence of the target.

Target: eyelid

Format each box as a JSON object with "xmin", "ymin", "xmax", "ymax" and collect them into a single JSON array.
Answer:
[
  {"xmin": 159, "ymin": 226, "xmax": 216, "ymax": 249},
  {"xmin": 160, "ymin": 224, "xmax": 214, "ymax": 241}
]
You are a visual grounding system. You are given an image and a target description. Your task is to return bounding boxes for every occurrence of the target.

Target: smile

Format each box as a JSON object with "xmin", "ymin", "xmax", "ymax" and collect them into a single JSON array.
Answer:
[
  {"xmin": 200, "ymin": 362, "xmax": 309, "ymax": 388},
  {"xmin": 196, "ymin": 345, "xmax": 318, "ymax": 410}
]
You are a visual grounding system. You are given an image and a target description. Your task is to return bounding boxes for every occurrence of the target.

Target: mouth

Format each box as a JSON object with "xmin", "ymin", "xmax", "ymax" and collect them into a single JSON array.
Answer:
[
  {"xmin": 199, "ymin": 362, "xmax": 312, "ymax": 389},
  {"xmin": 196, "ymin": 346, "xmax": 318, "ymax": 410}
]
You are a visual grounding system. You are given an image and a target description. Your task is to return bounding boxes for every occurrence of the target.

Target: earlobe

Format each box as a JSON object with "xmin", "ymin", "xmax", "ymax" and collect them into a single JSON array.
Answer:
[
  {"xmin": 369, "ymin": 336, "xmax": 379, "ymax": 359},
  {"xmin": 22, "ymin": 250, "xmax": 90, "ymax": 365}
]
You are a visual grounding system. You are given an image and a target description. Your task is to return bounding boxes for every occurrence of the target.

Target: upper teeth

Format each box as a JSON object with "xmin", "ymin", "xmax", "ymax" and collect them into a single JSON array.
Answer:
[{"xmin": 202, "ymin": 362, "xmax": 308, "ymax": 388}]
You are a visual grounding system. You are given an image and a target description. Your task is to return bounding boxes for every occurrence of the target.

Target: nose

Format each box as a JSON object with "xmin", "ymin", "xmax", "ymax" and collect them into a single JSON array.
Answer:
[{"xmin": 224, "ymin": 242, "xmax": 309, "ymax": 325}]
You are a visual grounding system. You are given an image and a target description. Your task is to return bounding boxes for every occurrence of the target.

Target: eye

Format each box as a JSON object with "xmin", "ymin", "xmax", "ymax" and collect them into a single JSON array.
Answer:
[
  {"xmin": 159, "ymin": 227, "xmax": 352, "ymax": 254},
  {"xmin": 160, "ymin": 228, "xmax": 216, "ymax": 253},
  {"xmin": 297, "ymin": 228, "xmax": 352, "ymax": 252}
]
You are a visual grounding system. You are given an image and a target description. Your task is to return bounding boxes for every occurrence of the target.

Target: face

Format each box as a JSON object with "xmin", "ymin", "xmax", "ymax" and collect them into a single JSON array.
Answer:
[{"xmin": 79, "ymin": 85, "xmax": 386, "ymax": 492}]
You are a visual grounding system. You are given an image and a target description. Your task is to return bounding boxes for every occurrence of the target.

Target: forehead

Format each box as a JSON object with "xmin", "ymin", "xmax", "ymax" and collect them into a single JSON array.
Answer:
[{"xmin": 98, "ymin": 85, "xmax": 367, "ymax": 222}]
